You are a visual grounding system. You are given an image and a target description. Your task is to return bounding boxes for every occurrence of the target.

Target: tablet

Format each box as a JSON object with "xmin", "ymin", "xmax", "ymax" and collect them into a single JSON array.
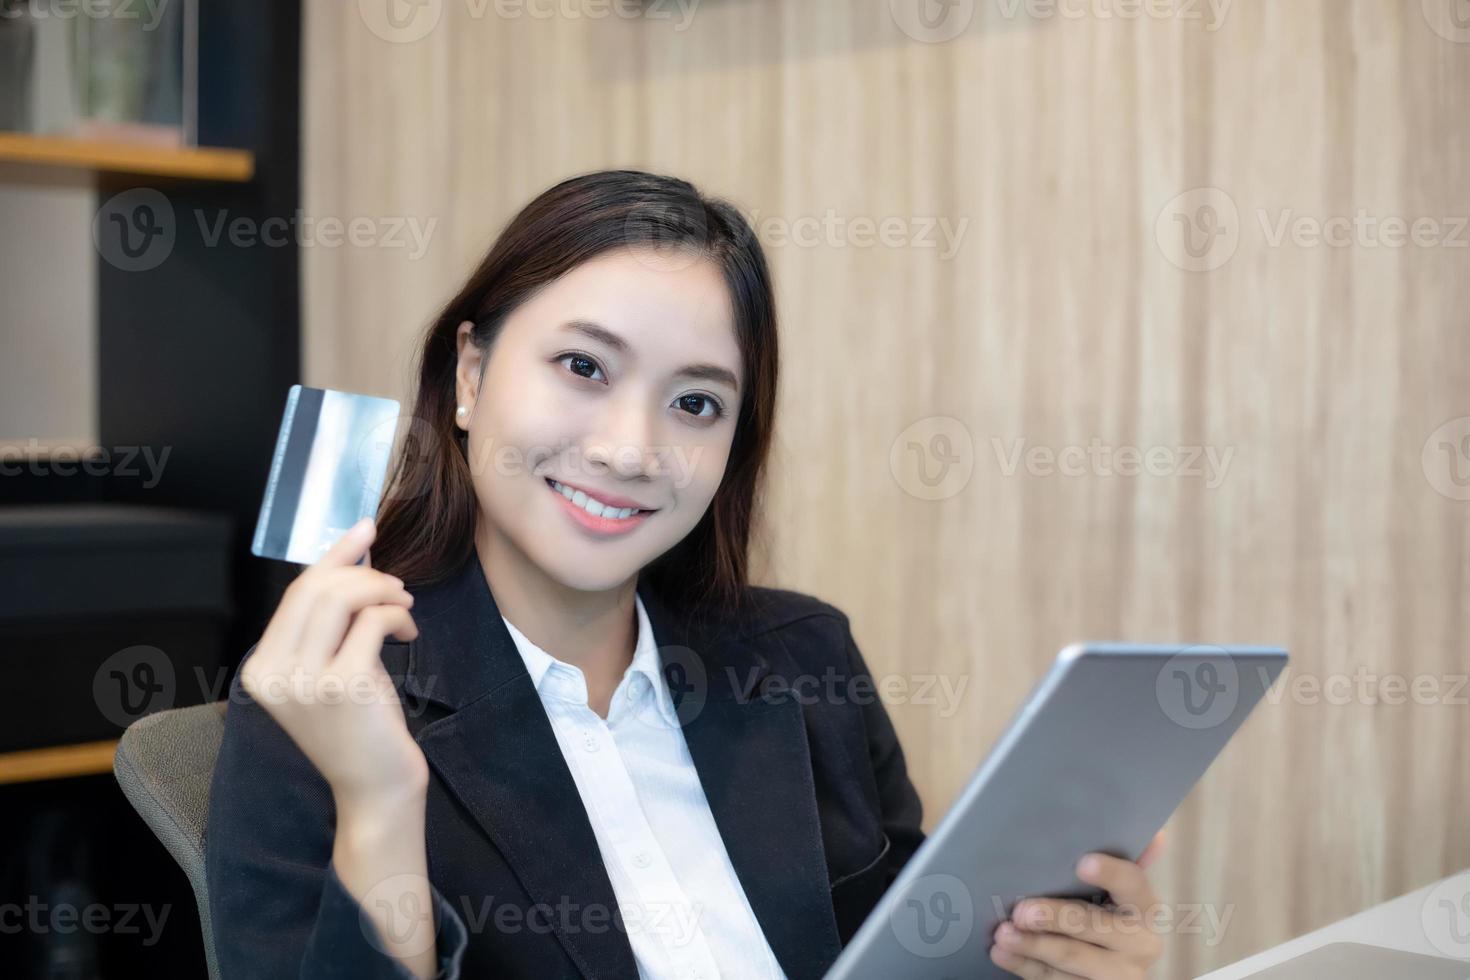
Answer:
[{"xmin": 825, "ymin": 642, "xmax": 1289, "ymax": 980}]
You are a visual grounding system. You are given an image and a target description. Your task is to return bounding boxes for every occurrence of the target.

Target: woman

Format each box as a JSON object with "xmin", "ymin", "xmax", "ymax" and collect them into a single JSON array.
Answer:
[{"xmin": 205, "ymin": 170, "xmax": 1167, "ymax": 980}]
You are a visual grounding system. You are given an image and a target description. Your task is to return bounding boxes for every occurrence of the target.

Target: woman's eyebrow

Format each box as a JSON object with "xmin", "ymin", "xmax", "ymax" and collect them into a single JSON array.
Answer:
[
  {"xmin": 561, "ymin": 319, "xmax": 740, "ymax": 392},
  {"xmin": 677, "ymin": 363, "xmax": 740, "ymax": 391},
  {"xmin": 564, "ymin": 319, "xmax": 628, "ymax": 352}
]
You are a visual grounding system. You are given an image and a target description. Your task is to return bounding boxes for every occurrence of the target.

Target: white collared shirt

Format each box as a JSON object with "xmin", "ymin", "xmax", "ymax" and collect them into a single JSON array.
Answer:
[{"xmin": 500, "ymin": 594, "xmax": 788, "ymax": 980}]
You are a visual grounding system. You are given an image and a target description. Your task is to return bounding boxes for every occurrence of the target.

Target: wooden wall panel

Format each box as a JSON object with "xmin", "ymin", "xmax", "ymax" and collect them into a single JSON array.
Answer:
[{"xmin": 303, "ymin": 2, "xmax": 1470, "ymax": 973}]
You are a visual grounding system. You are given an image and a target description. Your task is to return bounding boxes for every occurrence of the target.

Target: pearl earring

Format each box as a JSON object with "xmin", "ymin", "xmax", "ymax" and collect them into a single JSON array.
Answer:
[{"xmin": 456, "ymin": 405, "xmax": 469, "ymax": 421}]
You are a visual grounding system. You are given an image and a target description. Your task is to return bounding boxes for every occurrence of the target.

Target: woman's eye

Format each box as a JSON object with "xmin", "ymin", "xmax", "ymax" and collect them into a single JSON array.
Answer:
[
  {"xmin": 675, "ymin": 393, "xmax": 724, "ymax": 420},
  {"xmin": 557, "ymin": 353, "xmax": 605, "ymax": 383}
]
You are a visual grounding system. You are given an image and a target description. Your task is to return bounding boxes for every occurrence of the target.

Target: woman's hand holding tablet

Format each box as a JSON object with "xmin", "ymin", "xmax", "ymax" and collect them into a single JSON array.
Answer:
[
  {"xmin": 991, "ymin": 832, "xmax": 1168, "ymax": 979},
  {"xmin": 825, "ymin": 642, "xmax": 1288, "ymax": 980}
]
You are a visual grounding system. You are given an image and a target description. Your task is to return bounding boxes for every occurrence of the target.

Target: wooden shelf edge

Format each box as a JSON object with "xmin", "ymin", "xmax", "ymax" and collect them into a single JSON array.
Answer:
[
  {"xmin": 0, "ymin": 439, "xmax": 105, "ymax": 459},
  {"xmin": 0, "ymin": 739, "xmax": 120, "ymax": 785},
  {"xmin": 0, "ymin": 132, "xmax": 254, "ymax": 182}
]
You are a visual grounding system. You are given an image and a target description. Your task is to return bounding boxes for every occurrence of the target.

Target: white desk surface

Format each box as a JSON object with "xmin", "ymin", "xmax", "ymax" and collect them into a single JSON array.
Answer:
[{"xmin": 1196, "ymin": 869, "xmax": 1470, "ymax": 978}]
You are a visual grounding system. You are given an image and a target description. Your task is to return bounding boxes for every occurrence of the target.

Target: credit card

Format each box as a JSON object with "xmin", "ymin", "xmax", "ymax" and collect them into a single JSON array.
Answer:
[{"xmin": 250, "ymin": 385, "xmax": 401, "ymax": 564}]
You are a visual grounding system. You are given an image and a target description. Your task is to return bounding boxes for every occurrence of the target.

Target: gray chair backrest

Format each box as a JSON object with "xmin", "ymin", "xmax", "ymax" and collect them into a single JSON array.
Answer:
[{"xmin": 113, "ymin": 700, "xmax": 228, "ymax": 980}]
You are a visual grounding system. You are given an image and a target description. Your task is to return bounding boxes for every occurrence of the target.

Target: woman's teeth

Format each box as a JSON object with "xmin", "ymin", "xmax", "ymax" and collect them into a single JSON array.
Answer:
[{"xmin": 548, "ymin": 480, "xmax": 642, "ymax": 520}]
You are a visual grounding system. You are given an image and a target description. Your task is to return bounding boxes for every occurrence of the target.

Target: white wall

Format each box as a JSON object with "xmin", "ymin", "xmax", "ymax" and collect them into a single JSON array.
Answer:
[
  {"xmin": 1, "ymin": 13, "xmax": 95, "ymax": 447},
  {"xmin": 0, "ymin": 178, "xmax": 97, "ymax": 445}
]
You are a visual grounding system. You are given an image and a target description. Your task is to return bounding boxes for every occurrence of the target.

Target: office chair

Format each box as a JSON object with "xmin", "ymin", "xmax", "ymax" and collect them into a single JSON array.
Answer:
[{"xmin": 113, "ymin": 700, "xmax": 228, "ymax": 980}]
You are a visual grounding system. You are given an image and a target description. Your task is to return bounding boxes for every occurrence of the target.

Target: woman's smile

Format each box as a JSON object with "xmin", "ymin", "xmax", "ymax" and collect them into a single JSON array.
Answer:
[{"xmin": 545, "ymin": 477, "xmax": 658, "ymax": 537}]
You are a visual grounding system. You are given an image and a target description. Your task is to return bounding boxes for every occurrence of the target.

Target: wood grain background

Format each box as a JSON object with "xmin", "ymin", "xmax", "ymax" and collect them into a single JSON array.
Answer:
[{"xmin": 301, "ymin": 2, "xmax": 1470, "ymax": 973}]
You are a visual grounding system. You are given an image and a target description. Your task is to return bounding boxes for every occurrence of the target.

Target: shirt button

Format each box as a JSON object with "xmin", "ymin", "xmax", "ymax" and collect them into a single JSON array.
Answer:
[
  {"xmin": 632, "ymin": 851, "xmax": 652, "ymax": 869},
  {"xmin": 582, "ymin": 732, "xmax": 600, "ymax": 752}
]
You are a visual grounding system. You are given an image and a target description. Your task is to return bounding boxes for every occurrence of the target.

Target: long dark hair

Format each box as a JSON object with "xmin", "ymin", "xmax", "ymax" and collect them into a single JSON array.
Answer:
[{"xmin": 371, "ymin": 170, "xmax": 779, "ymax": 621}]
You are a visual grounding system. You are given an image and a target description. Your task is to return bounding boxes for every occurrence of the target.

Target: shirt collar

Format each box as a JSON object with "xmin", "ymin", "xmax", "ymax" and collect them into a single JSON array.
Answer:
[
  {"xmin": 499, "ymin": 614, "xmax": 556, "ymax": 689},
  {"xmin": 500, "ymin": 592, "xmax": 679, "ymax": 726}
]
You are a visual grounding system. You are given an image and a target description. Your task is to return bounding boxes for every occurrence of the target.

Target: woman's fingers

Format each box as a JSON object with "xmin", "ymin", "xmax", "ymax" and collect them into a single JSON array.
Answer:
[
  {"xmin": 1136, "ymin": 830, "xmax": 1167, "ymax": 871},
  {"xmin": 241, "ymin": 520, "xmax": 429, "ymax": 806},
  {"xmin": 989, "ymin": 943, "xmax": 1087, "ymax": 980},
  {"xmin": 335, "ymin": 604, "xmax": 419, "ymax": 679},
  {"xmin": 995, "ymin": 853, "xmax": 1167, "ymax": 977},
  {"xmin": 244, "ymin": 604, "xmax": 417, "ymax": 718},
  {"xmin": 291, "ymin": 567, "xmax": 413, "ymax": 672},
  {"xmin": 993, "ymin": 922, "xmax": 1114, "ymax": 978},
  {"xmin": 1010, "ymin": 897, "xmax": 1163, "ymax": 959},
  {"xmin": 257, "ymin": 520, "xmax": 378, "ymax": 653},
  {"xmin": 1078, "ymin": 852, "xmax": 1160, "ymax": 913},
  {"xmin": 320, "ymin": 518, "xmax": 376, "ymax": 567}
]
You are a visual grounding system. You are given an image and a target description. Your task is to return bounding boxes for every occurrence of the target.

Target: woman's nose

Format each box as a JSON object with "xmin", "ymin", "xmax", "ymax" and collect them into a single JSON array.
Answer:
[{"xmin": 584, "ymin": 400, "xmax": 663, "ymax": 479}]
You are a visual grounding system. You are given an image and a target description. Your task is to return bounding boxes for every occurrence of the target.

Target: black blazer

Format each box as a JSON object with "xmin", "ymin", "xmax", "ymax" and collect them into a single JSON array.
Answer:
[{"xmin": 206, "ymin": 548, "xmax": 926, "ymax": 979}]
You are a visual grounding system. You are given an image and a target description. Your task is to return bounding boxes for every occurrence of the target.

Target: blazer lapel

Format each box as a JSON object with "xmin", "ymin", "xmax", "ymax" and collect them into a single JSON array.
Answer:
[
  {"xmin": 639, "ymin": 587, "xmax": 844, "ymax": 980},
  {"xmin": 401, "ymin": 550, "xmax": 640, "ymax": 979}
]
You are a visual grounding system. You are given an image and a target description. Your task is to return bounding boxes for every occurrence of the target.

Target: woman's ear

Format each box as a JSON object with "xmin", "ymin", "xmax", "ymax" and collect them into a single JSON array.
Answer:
[{"xmin": 454, "ymin": 320, "xmax": 483, "ymax": 430}]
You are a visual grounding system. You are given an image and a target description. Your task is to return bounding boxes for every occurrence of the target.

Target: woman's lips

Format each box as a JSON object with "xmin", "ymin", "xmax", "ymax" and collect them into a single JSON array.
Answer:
[{"xmin": 545, "ymin": 478, "xmax": 655, "ymax": 537}]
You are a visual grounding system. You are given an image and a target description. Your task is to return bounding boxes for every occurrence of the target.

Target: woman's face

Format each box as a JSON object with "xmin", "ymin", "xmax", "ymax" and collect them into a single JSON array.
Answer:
[{"xmin": 454, "ymin": 246, "xmax": 743, "ymax": 594}]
